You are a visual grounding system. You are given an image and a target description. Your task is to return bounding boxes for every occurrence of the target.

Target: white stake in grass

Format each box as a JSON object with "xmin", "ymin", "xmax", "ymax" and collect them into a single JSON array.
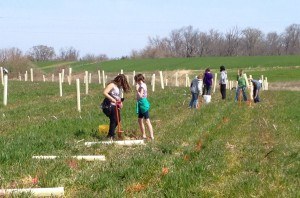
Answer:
[
  {"xmin": 25, "ymin": 71, "xmax": 28, "ymax": 81},
  {"xmin": 89, "ymin": 73, "xmax": 92, "ymax": 84},
  {"xmin": 213, "ymin": 73, "xmax": 218, "ymax": 93},
  {"xmin": 3, "ymin": 75, "xmax": 8, "ymax": 106},
  {"xmin": 185, "ymin": 74, "xmax": 189, "ymax": 87},
  {"xmin": 59, "ymin": 73, "xmax": 62, "ymax": 97},
  {"xmin": 68, "ymin": 67, "xmax": 72, "ymax": 85},
  {"xmin": 264, "ymin": 77, "xmax": 268, "ymax": 90},
  {"xmin": 0, "ymin": 67, "xmax": 3, "ymax": 85},
  {"xmin": 152, "ymin": 74, "xmax": 155, "ymax": 92},
  {"xmin": 102, "ymin": 70, "xmax": 106, "ymax": 88},
  {"xmin": 76, "ymin": 79, "xmax": 81, "ymax": 112},
  {"xmin": 85, "ymin": 71, "xmax": 89, "ymax": 94},
  {"xmin": 85, "ymin": 140, "xmax": 145, "ymax": 147},
  {"xmin": 98, "ymin": 70, "xmax": 101, "ymax": 84},
  {"xmin": 61, "ymin": 69, "xmax": 65, "ymax": 83},
  {"xmin": 159, "ymin": 71, "xmax": 164, "ymax": 89},
  {"xmin": 0, "ymin": 187, "xmax": 64, "ymax": 197},
  {"xmin": 261, "ymin": 75, "xmax": 264, "ymax": 90},
  {"xmin": 30, "ymin": 68, "xmax": 33, "ymax": 82},
  {"xmin": 32, "ymin": 155, "xmax": 106, "ymax": 161}
]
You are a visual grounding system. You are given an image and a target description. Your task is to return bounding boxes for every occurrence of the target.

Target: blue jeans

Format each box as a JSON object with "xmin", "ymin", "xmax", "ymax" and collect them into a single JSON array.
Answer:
[
  {"xmin": 203, "ymin": 85, "xmax": 212, "ymax": 95},
  {"xmin": 235, "ymin": 86, "xmax": 247, "ymax": 101},
  {"xmin": 189, "ymin": 93, "xmax": 199, "ymax": 108}
]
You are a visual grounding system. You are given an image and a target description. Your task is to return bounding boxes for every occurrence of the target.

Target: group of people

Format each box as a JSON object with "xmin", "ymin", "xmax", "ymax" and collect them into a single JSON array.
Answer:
[
  {"xmin": 189, "ymin": 66, "xmax": 262, "ymax": 108},
  {"xmin": 102, "ymin": 74, "xmax": 154, "ymax": 140},
  {"xmin": 102, "ymin": 68, "xmax": 262, "ymax": 140}
]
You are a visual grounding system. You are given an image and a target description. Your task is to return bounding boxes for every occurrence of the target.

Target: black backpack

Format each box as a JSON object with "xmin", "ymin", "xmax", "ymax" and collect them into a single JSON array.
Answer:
[{"xmin": 100, "ymin": 98, "xmax": 112, "ymax": 117}]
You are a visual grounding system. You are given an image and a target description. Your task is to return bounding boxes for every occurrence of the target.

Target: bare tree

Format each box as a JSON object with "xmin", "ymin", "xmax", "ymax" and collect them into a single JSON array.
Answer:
[
  {"xmin": 27, "ymin": 45, "xmax": 56, "ymax": 61},
  {"xmin": 224, "ymin": 27, "xmax": 240, "ymax": 56},
  {"xmin": 264, "ymin": 32, "xmax": 283, "ymax": 55},
  {"xmin": 207, "ymin": 29, "xmax": 223, "ymax": 56},
  {"xmin": 170, "ymin": 29, "xmax": 188, "ymax": 57},
  {"xmin": 134, "ymin": 24, "xmax": 300, "ymax": 58},
  {"xmin": 182, "ymin": 26, "xmax": 198, "ymax": 57},
  {"xmin": 59, "ymin": 47, "xmax": 79, "ymax": 61},
  {"xmin": 241, "ymin": 28, "xmax": 264, "ymax": 56},
  {"xmin": 282, "ymin": 24, "xmax": 300, "ymax": 55},
  {"xmin": 82, "ymin": 53, "xmax": 109, "ymax": 61}
]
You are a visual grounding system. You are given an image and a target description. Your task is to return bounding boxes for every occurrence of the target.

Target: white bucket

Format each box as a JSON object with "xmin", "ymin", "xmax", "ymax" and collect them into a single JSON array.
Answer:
[{"xmin": 203, "ymin": 95, "xmax": 211, "ymax": 103}]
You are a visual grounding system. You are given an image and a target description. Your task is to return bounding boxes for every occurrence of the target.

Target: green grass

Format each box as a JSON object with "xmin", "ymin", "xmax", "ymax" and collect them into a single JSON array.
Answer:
[
  {"xmin": 33, "ymin": 55, "xmax": 300, "ymax": 74},
  {"xmin": 30, "ymin": 56, "xmax": 300, "ymax": 84},
  {"xmin": 96, "ymin": 55, "xmax": 300, "ymax": 72},
  {"xmin": 0, "ymin": 79, "xmax": 299, "ymax": 197}
]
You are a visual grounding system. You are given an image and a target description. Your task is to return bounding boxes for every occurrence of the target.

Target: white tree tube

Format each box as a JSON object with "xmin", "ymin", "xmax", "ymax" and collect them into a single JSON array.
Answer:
[{"xmin": 76, "ymin": 79, "xmax": 81, "ymax": 112}]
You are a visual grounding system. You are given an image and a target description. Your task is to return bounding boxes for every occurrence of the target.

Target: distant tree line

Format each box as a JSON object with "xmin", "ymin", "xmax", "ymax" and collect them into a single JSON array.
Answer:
[
  {"xmin": 130, "ymin": 24, "xmax": 300, "ymax": 58},
  {"xmin": 0, "ymin": 45, "xmax": 109, "ymax": 75}
]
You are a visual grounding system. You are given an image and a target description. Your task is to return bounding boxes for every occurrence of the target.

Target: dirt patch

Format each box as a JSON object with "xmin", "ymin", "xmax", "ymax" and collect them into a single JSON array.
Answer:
[{"xmin": 269, "ymin": 81, "xmax": 300, "ymax": 91}]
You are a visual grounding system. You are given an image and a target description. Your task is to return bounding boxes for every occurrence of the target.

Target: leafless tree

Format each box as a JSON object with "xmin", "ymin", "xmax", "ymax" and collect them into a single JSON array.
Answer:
[
  {"xmin": 27, "ymin": 45, "xmax": 56, "ymax": 61},
  {"xmin": 166, "ymin": 30, "xmax": 183, "ymax": 57},
  {"xmin": 59, "ymin": 47, "xmax": 79, "ymax": 61},
  {"xmin": 282, "ymin": 24, "xmax": 300, "ymax": 55},
  {"xmin": 264, "ymin": 32, "xmax": 283, "ymax": 55},
  {"xmin": 241, "ymin": 28, "xmax": 264, "ymax": 56},
  {"xmin": 82, "ymin": 53, "xmax": 109, "ymax": 61},
  {"xmin": 224, "ymin": 27, "xmax": 240, "ymax": 56}
]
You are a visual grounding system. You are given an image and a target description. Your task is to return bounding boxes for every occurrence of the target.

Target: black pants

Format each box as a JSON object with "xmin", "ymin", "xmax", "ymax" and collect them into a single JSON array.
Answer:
[
  {"xmin": 253, "ymin": 88, "xmax": 260, "ymax": 103},
  {"xmin": 108, "ymin": 105, "xmax": 120, "ymax": 138},
  {"xmin": 220, "ymin": 84, "xmax": 226, "ymax": 99}
]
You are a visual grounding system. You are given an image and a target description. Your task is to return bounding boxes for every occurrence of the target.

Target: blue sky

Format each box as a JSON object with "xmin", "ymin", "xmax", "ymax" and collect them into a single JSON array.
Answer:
[{"xmin": 0, "ymin": 0, "xmax": 299, "ymax": 58}]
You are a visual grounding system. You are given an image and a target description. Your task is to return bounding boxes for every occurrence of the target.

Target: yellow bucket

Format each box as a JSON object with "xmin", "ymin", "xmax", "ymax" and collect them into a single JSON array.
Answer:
[{"xmin": 98, "ymin": 125, "xmax": 109, "ymax": 134}]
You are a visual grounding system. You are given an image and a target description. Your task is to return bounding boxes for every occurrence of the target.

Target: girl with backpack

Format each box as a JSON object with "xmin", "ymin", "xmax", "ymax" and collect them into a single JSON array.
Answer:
[{"xmin": 103, "ymin": 74, "xmax": 131, "ymax": 140}]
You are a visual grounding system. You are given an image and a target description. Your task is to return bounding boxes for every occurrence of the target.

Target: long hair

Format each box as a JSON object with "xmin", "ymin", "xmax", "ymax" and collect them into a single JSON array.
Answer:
[
  {"xmin": 112, "ymin": 74, "xmax": 131, "ymax": 93},
  {"xmin": 134, "ymin": 73, "xmax": 145, "ymax": 83}
]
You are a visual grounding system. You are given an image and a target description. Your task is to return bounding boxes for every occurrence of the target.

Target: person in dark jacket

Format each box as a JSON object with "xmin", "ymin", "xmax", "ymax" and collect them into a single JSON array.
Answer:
[
  {"xmin": 251, "ymin": 79, "xmax": 262, "ymax": 103},
  {"xmin": 219, "ymin": 65, "xmax": 227, "ymax": 100},
  {"xmin": 203, "ymin": 68, "xmax": 213, "ymax": 95}
]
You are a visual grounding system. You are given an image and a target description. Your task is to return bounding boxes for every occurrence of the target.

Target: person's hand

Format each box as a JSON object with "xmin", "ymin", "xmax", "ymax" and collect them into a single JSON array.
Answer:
[{"xmin": 116, "ymin": 100, "xmax": 123, "ymax": 108}]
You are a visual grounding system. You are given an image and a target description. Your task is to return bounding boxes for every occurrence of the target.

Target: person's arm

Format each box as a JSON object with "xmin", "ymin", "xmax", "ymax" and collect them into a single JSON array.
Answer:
[
  {"xmin": 137, "ymin": 86, "xmax": 144, "ymax": 98},
  {"xmin": 198, "ymin": 80, "xmax": 203, "ymax": 95},
  {"xmin": 254, "ymin": 86, "xmax": 258, "ymax": 98},
  {"xmin": 103, "ymin": 83, "xmax": 117, "ymax": 103}
]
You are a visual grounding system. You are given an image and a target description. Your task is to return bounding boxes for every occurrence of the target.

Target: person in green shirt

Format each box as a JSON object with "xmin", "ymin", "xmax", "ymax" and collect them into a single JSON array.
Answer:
[{"xmin": 235, "ymin": 69, "xmax": 248, "ymax": 102}]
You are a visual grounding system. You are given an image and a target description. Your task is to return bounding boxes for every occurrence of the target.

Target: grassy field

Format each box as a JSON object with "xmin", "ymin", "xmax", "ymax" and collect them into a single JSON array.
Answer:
[
  {"xmin": 31, "ymin": 55, "xmax": 300, "ymax": 83},
  {"xmin": 0, "ymin": 78, "xmax": 299, "ymax": 197}
]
